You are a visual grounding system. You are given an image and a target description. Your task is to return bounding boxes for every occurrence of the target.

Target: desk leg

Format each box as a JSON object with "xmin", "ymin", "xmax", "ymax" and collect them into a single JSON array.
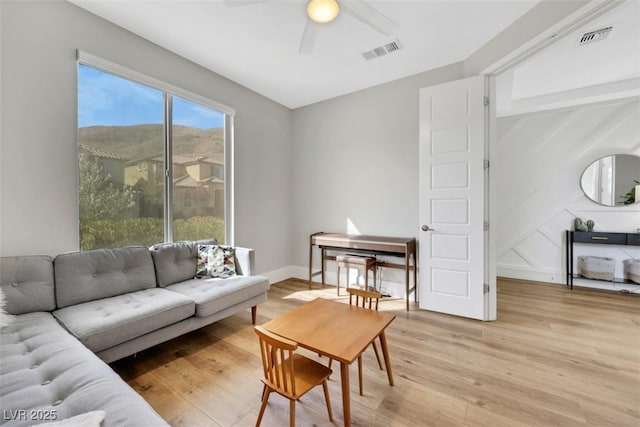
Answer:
[
  {"xmin": 379, "ymin": 331, "xmax": 394, "ymax": 386},
  {"xmin": 308, "ymin": 239, "xmax": 313, "ymax": 290},
  {"xmin": 405, "ymin": 250, "xmax": 410, "ymax": 311},
  {"xmin": 340, "ymin": 362, "xmax": 351, "ymax": 427},
  {"xmin": 413, "ymin": 252, "xmax": 418, "ymax": 303},
  {"xmin": 321, "ymin": 248, "xmax": 326, "ymax": 287}
]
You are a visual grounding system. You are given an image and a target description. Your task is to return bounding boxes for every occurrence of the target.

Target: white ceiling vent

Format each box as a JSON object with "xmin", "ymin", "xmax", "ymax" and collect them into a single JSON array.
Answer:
[
  {"xmin": 362, "ymin": 40, "xmax": 402, "ymax": 61},
  {"xmin": 577, "ymin": 26, "xmax": 613, "ymax": 45}
]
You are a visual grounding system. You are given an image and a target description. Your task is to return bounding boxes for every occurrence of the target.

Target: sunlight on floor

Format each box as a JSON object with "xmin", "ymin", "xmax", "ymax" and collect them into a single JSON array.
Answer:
[{"xmin": 277, "ymin": 280, "xmax": 405, "ymax": 313}]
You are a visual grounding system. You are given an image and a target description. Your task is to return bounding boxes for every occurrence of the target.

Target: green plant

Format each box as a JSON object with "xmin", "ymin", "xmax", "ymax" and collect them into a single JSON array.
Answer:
[
  {"xmin": 80, "ymin": 216, "xmax": 224, "ymax": 250},
  {"xmin": 621, "ymin": 179, "xmax": 640, "ymax": 205},
  {"xmin": 78, "ymin": 154, "xmax": 133, "ymax": 223}
]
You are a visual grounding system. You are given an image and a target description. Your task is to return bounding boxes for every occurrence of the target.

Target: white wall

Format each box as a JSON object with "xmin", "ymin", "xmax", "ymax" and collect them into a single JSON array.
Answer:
[
  {"xmin": 495, "ymin": 98, "xmax": 640, "ymax": 287},
  {"xmin": 0, "ymin": 0, "xmax": 293, "ymax": 275}
]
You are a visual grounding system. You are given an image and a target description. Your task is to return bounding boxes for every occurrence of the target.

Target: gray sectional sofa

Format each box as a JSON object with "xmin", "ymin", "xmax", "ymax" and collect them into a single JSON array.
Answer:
[{"xmin": 0, "ymin": 240, "xmax": 269, "ymax": 426}]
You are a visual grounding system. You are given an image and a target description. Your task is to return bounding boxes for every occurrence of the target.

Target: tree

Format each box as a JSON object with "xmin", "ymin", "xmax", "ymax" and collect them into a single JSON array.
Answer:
[
  {"xmin": 78, "ymin": 153, "xmax": 133, "ymax": 223},
  {"xmin": 138, "ymin": 178, "xmax": 164, "ymax": 218}
]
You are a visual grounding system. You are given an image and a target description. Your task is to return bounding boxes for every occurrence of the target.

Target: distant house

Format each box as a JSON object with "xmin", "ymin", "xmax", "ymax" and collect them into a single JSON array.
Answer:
[
  {"xmin": 124, "ymin": 155, "xmax": 163, "ymax": 188},
  {"xmin": 78, "ymin": 144, "xmax": 128, "ymax": 186},
  {"xmin": 173, "ymin": 155, "xmax": 224, "ymax": 218},
  {"xmin": 125, "ymin": 154, "xmax": 224, "ymax": 219}
]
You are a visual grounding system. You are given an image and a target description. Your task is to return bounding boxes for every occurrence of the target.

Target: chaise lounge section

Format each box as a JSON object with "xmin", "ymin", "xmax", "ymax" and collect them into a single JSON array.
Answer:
[{"xmin": 0, "ymin": 240, "xmax": 269, "ymax": 426}]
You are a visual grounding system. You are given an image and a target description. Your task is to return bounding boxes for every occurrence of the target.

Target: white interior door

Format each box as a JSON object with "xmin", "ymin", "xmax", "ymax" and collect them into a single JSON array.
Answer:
[{"xmin": 418, "ymin": 76, "xmax": 488, "ymax": 320}]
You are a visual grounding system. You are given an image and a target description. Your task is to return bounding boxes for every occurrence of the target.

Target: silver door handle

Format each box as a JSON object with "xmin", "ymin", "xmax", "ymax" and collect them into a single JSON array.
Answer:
[{"xmin": 421, "ymin": 225, "xmax": 433, "ymax": 231}]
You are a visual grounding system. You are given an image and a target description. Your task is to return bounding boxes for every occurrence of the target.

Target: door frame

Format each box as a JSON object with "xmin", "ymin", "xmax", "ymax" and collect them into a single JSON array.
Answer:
[
  {"xmin": 479, "ymin": 0, "xmax": 619, "ymax": 320},
  {"xmin": 485, "ymin": 75, "xmax": 497, "ymax": 321}
]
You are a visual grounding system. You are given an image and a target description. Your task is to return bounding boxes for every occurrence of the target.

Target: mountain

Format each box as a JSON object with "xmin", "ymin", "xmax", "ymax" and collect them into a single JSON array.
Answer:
[{"xmin": 78, "ymin": 125, "xmax": 224, "ymax": 161}]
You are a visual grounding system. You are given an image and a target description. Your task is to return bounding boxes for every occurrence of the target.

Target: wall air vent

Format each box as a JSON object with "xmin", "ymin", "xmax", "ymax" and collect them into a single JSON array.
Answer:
[
  {"xmin": 578, "ymin": 26, "xmax": 612, "ymax": 45},
  {"xmin": 362, "ymin": 40, "xmax": 402, "ymax": 61}
]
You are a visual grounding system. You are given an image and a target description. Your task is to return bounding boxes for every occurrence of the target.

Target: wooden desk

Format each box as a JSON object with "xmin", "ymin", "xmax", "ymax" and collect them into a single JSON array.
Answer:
[
  {"xmin": 309, "ymin": 232, "xmax": 417, "ymax": 311},
  {"xmin": 262, "ymin": 298, "xmax": 395, "ymax": 427}
]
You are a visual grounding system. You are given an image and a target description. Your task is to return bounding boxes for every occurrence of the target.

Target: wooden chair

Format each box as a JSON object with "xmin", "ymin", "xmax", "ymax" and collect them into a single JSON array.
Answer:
[
  {"xmin": 329, "ymin": 288, "xmax": 385, "ymax": 396},
  {"xmin": 254, "ymin": 325, "xmax": 333, "ymax": 427}
]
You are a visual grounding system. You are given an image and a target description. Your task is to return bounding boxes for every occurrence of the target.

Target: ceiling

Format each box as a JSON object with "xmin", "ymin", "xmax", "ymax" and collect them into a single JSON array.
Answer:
[
  {"xmin": 496, "ymin": 0, "xmax": 640, "ymax": 117},
  {"xmin": 68, "ymin": 0, "xmax": 538, "ymax": 109}
]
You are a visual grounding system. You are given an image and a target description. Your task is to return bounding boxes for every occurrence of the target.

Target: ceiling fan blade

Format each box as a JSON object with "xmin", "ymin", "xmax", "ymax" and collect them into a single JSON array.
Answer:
[
  {"xmin": 298, "ymin": 19, "xmax": 319, "ymax": 55},
  {"xmin": 222, "ymin": 0, "xmax": 272, "ymax": 7},
  {"xmin": 339, "ymin": 0, "xmax": 399, "ymax": 36}
]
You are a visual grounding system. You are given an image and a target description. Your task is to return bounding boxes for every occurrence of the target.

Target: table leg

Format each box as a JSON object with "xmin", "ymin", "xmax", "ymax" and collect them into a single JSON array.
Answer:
[
  {"xmin": 340, "ymin": 362, "xmax": 351, "ymax": 427},
  {"xmin": 379, "ymin": 331, "xmax": 394, "ymax": 386}
]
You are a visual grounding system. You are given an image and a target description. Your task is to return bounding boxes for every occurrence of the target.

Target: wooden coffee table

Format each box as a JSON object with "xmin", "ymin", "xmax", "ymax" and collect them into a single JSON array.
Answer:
[{"xmin": 262, "ymin": 297, "xmax": 396, "ymax": 426}]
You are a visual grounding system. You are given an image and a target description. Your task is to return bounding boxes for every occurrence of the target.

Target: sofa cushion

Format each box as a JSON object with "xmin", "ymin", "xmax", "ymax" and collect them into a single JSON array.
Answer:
[
  {"xmin": 0, "ymin": 312, "xmax": 168, "ymax": 427},
  {"xmin": 53, "ymin": 288, "xmax": 195, "ymax": 353},
  {"xmin": 165, "ymin": 275, "xmax": 269, "ymax": 318},
  {"xmin": 150, "ymin": 239, "xmax": 217, "ymax": 287},
  {"xmin": 0, "ymin": 256, "xmax": 55, "ymax": 314},
  {"xmin": 54, "ymin": 247, "xmax": 156, "ymax": 308}
]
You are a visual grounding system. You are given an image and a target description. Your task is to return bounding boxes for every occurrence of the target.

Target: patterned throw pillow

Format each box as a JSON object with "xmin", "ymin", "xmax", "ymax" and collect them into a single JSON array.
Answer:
[
  {"xmin": 196, "ymin": 245, "xmax": 237, "ymax": 279},
  {"xmin": 0, "ymin": 287, "xmax": 14, "ymax": 329}
]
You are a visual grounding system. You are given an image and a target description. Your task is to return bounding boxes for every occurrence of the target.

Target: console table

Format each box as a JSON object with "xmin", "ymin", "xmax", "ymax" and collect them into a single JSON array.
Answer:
[
  {"xmin": 308, "ymin": 232, "xmax": 417, "ymax": 311},
  {"xmin": 565, "ymin": 230, "xmax": 640, "ymax": 289}
]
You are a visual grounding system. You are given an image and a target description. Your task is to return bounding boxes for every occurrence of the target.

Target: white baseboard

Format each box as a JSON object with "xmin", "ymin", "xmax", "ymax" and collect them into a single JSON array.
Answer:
[
  {"xmin": 497, "ymin": 266, "xmax": 565, "ymax": 285},
  {"xmin": 259, "ymin": 266, "xmax": 301, "ymax": 286}
]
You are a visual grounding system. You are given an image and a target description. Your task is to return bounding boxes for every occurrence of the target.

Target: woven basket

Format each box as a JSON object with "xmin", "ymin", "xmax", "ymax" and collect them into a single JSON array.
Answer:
[
  {"xmin": 623, "ymin": 259, "xmax": 640, "ymax": 284},
  {"xmin": 577, "ymin": 256, "xmax": 615, "ymax": 281}
]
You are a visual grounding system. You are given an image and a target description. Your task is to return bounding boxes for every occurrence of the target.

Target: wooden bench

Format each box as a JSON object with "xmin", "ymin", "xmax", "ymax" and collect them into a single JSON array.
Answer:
[{"xmin": 336, "ymin": 255, "xmax": 377, "ymax": 295}]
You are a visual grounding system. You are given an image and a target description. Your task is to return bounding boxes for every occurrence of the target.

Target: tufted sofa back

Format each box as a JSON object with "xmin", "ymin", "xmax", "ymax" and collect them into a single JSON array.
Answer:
[
  {"xmin": 54, "ymin": 247, "xmax": 157, "ymax": 309},
  {"xmin": 149, "ymin": 239, "xmax": 217, "ymax": 287},
  {"xmin": 0, "ymin": 256, "xmax": 56, "ymax": 314}
]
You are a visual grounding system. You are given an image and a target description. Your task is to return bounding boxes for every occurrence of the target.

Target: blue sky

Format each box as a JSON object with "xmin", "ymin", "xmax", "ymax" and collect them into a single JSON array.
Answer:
[{"xmin": 78, "ymin": 64, "xmax": 224, "ymax": 129}]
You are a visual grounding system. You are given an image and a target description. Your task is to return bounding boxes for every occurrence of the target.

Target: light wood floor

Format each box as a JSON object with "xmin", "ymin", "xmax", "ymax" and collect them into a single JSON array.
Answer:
[{"xmin": 112, "ymin": 278, "xmax": 640, "ymax": 427}]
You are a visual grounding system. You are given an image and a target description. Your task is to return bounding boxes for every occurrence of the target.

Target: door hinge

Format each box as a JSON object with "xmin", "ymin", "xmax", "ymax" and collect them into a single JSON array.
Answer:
[
  {"xmin": 484, "ymin": 159, "xmax": 490, "ymax": 169},
  {"xmin": 483, "ymin": 221, "xmax": 489, "ymax": 231},
  {"xmin": 483, "ymin": 283, "xmax": 490, "ymax": 294},
  {"xmin": 484, "ymin": 96, "xmax": 490, "ymax": 107}
]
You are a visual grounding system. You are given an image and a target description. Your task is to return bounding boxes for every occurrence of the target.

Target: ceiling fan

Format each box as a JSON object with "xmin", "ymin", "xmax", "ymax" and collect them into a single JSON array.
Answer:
[{"xmin": 223, "ymin": 0, "xmax": 399, "ymax": 54}]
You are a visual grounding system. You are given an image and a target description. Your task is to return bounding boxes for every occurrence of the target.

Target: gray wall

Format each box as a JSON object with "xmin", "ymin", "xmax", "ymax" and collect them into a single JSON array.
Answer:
[
  {"xmin": 0, "ymin": 0, "xmax": 292, "ymax": 275},
  {"xmin": 291, "ymin": 62, "xmax": 465, "ymax": 281},
  {"xmin": 290, "ymin": 1, "xmax": 585, "ymax": 286},
  {"xmin": 0, "ymin": 0, "xmax": 587, "ymax": 282}
]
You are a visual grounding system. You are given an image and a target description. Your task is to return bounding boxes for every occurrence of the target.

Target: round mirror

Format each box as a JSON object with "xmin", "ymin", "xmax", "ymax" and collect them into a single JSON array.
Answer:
[{"xmin": 580, "ymin": 154, "xmax": 640, "ymax": 206}]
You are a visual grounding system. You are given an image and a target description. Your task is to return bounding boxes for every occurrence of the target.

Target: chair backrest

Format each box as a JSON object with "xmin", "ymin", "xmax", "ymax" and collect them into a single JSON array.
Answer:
[
  {"xmin": 255, "ymin": 325, "xmax": 298, "ymax": 399},
  {"xmin": 347, "ymin": 288, "xmax": 382, "ymax": 311}
]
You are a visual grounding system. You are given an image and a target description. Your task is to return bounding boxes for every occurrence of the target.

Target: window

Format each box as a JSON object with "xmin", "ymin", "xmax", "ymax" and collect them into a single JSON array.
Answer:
[{"xmin": 77, "ymin": 54, "xmax": 233, "ymax": 250}]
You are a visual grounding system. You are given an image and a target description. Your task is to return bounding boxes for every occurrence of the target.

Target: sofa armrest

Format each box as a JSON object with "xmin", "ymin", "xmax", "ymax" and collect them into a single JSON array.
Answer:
[{"xmin": 234, "ymin": 247, "xmax": 255, "ymax": 276}]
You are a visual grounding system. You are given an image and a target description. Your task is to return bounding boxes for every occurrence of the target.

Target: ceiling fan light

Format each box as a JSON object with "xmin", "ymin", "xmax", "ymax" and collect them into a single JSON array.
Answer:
[{"xmin": 307, "ymin": 0, "xmax": 340, "ymax": 24}]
